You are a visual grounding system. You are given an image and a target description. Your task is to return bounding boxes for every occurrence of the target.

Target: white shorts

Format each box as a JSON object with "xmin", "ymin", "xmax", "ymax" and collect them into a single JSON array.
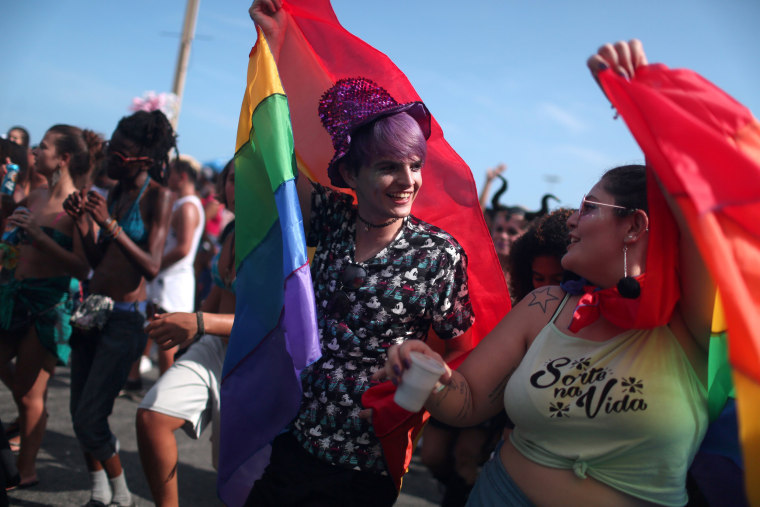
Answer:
[{"xmin": 139, "ymin": 334, "xmax": 227, "ymax": 467}]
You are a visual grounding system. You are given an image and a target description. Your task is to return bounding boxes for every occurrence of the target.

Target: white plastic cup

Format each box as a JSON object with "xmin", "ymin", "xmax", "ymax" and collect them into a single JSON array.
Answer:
[{"xmin": 393, "ymin": 351, "xmax": 447, "ymax": 412}]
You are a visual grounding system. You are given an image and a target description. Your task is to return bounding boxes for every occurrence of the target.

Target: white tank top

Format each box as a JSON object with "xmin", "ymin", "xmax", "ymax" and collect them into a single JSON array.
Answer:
[{"xmin": 147, "ymin": 195, "xmax": 205, "ymax": 312}]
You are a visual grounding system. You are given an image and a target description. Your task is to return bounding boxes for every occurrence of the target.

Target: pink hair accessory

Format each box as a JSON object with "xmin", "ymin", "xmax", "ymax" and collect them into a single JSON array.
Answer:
[{"xmin": 129, "ymin": 91, "xmax": 179, "ymax": 122}]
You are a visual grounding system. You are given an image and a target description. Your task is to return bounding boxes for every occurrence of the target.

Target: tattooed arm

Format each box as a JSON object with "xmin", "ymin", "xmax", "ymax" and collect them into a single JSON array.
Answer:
[{"xmin": 377, "ymin": 286, "xmax": 565, "ymax": 426}]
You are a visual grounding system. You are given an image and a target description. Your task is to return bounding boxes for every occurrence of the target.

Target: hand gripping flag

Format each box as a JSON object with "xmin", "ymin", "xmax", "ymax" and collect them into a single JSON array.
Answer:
[
  {"xmin": 599, "ymin": 64, "xmax": 760, "ymax": 505},
  {"xmin": 217, "ymin": 27, "xmax": 321, "ymax": 506},
  {"xmin": 233, "ymin": 0, "xmax": 509, "ymax": 493}
]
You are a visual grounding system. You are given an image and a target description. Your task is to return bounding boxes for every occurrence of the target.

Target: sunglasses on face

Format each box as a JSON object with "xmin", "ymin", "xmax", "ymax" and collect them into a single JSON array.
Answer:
[
  {"xmin": 579, "ymin": 195, "xmax": 636, "ymax": 217},
  {"xmin": 327, "ymin": 263, "xmax": 367, "ymax": 318},
  {"xmin": 104, "ymin": 141, "xmax": 152, "ymax": 164}
]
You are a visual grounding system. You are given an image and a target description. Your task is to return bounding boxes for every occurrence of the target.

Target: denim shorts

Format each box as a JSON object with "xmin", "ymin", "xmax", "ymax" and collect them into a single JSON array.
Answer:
[{"xmin": 466, "ymin": 441, "xmax": 535, "ymax": 507}]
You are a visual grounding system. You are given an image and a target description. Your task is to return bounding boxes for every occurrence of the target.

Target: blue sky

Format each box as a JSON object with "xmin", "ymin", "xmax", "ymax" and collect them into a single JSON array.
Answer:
[{"xmin": 2, "ymin": 0, "xmax": 758, "ymax": 210}]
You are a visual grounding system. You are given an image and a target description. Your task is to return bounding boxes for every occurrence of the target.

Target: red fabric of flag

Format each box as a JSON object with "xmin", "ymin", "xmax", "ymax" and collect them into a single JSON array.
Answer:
[{"xmin": 599, "ymin": 63, "xmax": 760, "ymax": 505}]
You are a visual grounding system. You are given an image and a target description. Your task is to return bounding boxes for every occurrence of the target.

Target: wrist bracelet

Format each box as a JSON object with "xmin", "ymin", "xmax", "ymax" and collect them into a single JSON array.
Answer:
[
  {"xmin": 104, "ymin": 219, "xmax": 120, "ymax": 238},
  {"xmin": 195, "ymin": 311, "xmax": 205, "ymax": 339}
]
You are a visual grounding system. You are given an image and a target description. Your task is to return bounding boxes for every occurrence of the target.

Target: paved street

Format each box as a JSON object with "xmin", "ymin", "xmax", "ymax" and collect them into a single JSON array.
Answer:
[{"xmin": 1, "ymin": 362, "xmax": 442, "ymax": 506}]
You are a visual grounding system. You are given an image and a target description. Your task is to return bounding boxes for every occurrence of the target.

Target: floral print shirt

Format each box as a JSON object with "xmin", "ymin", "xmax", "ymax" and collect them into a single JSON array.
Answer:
[{"xmin": 291, "ymin": 183, "xmax": 474, "ymax": 474}]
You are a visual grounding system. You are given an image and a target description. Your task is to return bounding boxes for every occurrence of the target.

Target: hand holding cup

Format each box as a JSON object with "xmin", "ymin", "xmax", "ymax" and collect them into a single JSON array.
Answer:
[{"xmin": 374, "ymin": 340, "xmax": 451, "ymax": 412}]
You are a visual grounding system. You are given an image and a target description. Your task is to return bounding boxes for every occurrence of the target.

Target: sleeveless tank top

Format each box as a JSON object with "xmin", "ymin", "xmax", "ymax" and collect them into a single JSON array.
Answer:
[
  {"xmin": 146, "ymin": 195, "xmax": 205, "ymax": 313},
  {"xmin": 504, "ymin": 295, "xmax": 707, "ymax": 506}
]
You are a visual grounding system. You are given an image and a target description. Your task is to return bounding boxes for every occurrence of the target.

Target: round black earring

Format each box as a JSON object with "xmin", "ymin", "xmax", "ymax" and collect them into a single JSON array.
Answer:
[{"xmin": 617, "ymin": 245, "xmax": 641, "ymax": 299}]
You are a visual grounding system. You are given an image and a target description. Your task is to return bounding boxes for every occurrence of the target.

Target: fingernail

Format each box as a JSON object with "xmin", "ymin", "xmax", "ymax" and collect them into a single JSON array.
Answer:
[
  {"xmin": 392, "ymin": 365, "xmax": 401, "ymax": 376},
  {"xmin": 403, "ymin": 359, "xmax": 411, "ymax": 369},
  {"xmin": 597, "ymin": 63, "xmax": 608, "ymax": 71},
  {"xmin": 391, "ymin": 377, "xmax": 398, "ymax": 385}
]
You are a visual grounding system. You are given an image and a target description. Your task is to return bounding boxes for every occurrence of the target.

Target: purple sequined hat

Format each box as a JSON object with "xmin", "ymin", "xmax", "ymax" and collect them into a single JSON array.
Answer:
[{"xmin": 319, "ymin": 77, "xmax": 431, "ymax": 188}]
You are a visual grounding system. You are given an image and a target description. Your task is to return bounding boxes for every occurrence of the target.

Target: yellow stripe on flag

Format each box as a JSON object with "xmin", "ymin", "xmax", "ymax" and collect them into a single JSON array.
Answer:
[{"xmin": 235, "ymin": 27, "xmax": 286, "ymax": 153}]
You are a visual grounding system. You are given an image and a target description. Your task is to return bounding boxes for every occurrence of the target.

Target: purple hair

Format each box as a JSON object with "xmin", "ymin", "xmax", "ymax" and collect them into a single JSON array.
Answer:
[{"xmin": 342, "ymin": 112, "xmax": 427, "ymax": 174}]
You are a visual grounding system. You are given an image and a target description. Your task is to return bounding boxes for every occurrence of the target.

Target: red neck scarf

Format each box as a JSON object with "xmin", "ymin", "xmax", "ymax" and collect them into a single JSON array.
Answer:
[{"xmin": 564, "ymin": 274, "xmax": 647, "ymax": 332}]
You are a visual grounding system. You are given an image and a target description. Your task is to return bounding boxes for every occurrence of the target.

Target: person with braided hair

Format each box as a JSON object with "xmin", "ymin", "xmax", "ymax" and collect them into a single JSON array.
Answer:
[
  {"xmin": 0, "ymin": 124, "xmax": 104, "ymax": 489},
  {"xmin": 63, "ymin": 110, "xmax": 176, "ymax": 507}
]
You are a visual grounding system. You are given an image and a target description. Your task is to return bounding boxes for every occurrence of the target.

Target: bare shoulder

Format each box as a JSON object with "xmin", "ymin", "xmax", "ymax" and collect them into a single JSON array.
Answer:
[
  {"xmin": 147, "ymin": 183, "xmax": 174, "ymax": 212},
  {"xmin": 26, "ymin": 187, "xmax": 49, "ymax": 208},
  {"xmin": 507, "ymin": 285, "xmax": 565, "ymax": 347},
  {"xmin": 517, "ymin": 285, "xmax": 565, "ymax": 318},
  {"xmin": 457, "ymin": 287, "xmax": 565, "ymax": 399},
  {"xmin": 150, "ymin": 180, "xmax": 173, "ymax": 200},
  {"xmin": 470, "ymin": 286, "xmax": 564, "ymax": 360}
]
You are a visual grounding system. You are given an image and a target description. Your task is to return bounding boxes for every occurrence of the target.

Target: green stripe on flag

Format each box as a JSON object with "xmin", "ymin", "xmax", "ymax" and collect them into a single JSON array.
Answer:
[{"xmin": 235, "ymin": 93, "xmax": 298, "ymax": 266}]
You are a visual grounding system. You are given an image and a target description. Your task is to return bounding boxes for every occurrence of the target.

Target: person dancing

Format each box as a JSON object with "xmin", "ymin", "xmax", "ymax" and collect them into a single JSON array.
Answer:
[
  {"xmin": 1, "ymin": 124, "xmax": 103, "ymax": 488},
  {"xmin": 64, "ymin": 110, "xmax": 176, "ymax": 507}
]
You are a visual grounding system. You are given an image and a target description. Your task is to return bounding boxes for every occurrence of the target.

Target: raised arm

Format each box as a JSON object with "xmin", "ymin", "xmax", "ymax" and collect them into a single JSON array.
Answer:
[
  {"xmin": 478, "ymin": 163, "xmax": 506, "ymax": 212},
  {"xmin": 660, "ymin": 187, "xmax": 715, "ymax": 352},
  {"xmin": 249, "ymin": 0, "xmax": 287, "ymax": 60},
  {"xmin": 249, "ymin": 0, "xmax": 314, "ymax": 235},
  {"xmin": 588, "ymin": 40, "xmax": 715, "ymax": 353}
]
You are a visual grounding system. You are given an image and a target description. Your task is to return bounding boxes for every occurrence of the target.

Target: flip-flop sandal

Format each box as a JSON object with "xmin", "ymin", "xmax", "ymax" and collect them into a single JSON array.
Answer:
[
  {"xmin": 3, "ymin": 473, "xmax": 20, "ymax": 491},
  {"xmin": 6, "ymin": 478, "xmax": 38, "ymax": 491}
]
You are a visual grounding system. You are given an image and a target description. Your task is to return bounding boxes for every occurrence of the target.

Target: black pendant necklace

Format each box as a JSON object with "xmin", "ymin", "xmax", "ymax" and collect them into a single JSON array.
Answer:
[{"xmin": 357, "ymin": 214, "xmax": 401, "ymax": 232}]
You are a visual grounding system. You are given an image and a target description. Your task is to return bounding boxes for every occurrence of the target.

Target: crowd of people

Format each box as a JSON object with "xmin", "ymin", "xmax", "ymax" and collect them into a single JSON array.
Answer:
[
  {"xmin": 0, "ymin": 1, "xmax": 747, "ymax": 506},
  {"xmin": 0, "ymin": 114, "xmax": 234, "ymax": 505}
]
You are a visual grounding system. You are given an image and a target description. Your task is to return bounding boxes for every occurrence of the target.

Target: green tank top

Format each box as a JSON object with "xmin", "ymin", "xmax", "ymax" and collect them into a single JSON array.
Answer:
[{"xmin": 504, "ymin": 295, "xmax": 707, "ymax": 506}]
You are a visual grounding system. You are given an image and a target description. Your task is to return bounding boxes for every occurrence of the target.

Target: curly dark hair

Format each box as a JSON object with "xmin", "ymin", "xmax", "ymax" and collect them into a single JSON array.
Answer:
[
  {"xmin": 508, "ymin": 208, "xmax": 574, "ymax": 301},
  {"xmin": 114, "ymin": 110, "xmax": 177, "ymax": 184}
]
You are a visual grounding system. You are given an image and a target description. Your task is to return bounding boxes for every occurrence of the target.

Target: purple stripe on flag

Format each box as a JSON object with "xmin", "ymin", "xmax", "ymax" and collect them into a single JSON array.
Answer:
[{"xmin": 218, "ymin": 264, "xmax": 319, "ymax": 506}]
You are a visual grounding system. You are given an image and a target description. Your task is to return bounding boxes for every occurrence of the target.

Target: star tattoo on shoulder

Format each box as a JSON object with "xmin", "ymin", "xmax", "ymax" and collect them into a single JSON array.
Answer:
[{"xmin": 527, "ymin": 287, "xmax": 560, "ymax": 313}]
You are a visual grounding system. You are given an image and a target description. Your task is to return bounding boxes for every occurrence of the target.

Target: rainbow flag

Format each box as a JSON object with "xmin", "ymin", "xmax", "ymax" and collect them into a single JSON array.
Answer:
[
  {"xmin": 599, "ymin": 65, "xmax": 760, "ymax": 504},
  {"xmin": 267, "ymin": 0, "xmax": 510, "ymax": 488},
  {"xmin": 217, "ymin": 27, "xmax": 321, "ymax": 506}
]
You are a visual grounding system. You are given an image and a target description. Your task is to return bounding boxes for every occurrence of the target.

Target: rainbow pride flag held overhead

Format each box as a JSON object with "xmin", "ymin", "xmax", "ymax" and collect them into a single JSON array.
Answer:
[
  {"xmin": 599, "ymin": 65, "xmax": 760, "ymax": 504},
  {"xmin": 266, "ymin": 0, "xmax": 510, "ymax": 489},
  {"xmin": 217, "ymin": 27, "xmax": 321, "ymax": 507}
]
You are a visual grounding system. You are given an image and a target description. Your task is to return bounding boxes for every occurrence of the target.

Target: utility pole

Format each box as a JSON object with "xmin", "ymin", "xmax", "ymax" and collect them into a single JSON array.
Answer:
[{"xmin": 171, "ymin": 0, "xmax": 200, "ymax": 130}]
